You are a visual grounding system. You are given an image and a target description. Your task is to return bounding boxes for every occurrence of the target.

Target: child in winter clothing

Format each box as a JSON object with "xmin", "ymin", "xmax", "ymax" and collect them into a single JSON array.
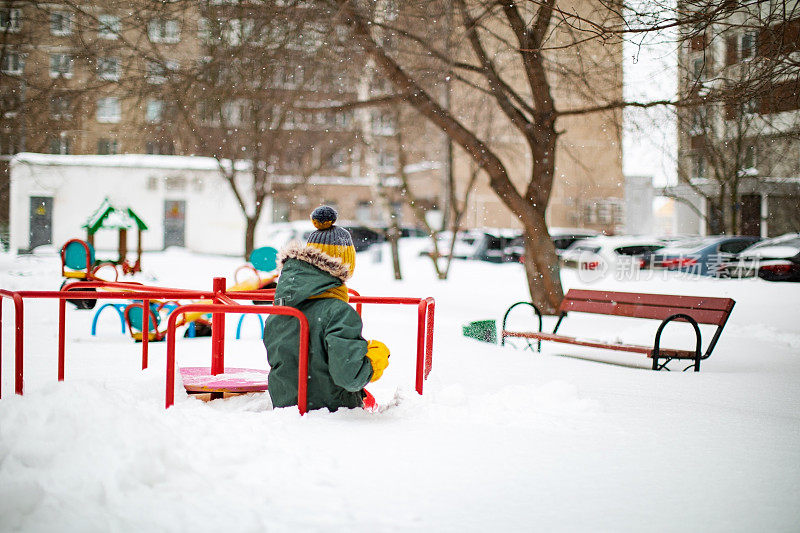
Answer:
[{"xmin": 263, "ymin": 206, "xmax": 389, "ymax": 411}]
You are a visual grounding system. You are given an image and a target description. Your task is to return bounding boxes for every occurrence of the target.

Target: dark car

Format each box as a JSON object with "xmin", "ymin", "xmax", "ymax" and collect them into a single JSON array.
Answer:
[
  {"xmin": 472, "ymin": 230, "xmax": 523, "ymax": 263},
  {"xmin": 642, "ymin": 235, "xmax": 761, "ymax": 276},
  {"xmin": 502, "ymin": 228, "xmax": 599, "ymax": 262},
  {"xmin": 342, "ymin": 225, "xmax": 384, "ymax": 251},
  {"xmin": 719, "ymin": 233, "xmax": 800, "ymax": 281}
]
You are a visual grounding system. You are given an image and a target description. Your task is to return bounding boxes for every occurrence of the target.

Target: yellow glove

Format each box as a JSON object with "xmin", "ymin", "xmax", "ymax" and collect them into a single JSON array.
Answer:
[{"xmin": 366, "ymin": 340, "xmax": 390, "ymax": 382}]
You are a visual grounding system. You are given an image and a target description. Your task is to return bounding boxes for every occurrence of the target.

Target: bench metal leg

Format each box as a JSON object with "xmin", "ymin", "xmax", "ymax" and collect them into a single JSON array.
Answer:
[
  {"xmin": 653, "ymin": 313, "xmax": 702, "ymax": 372},
  {"xmin": 653, "ymin": 357, "xmax": 673, "ymax": 371},
  {"xmin": 501, "ymin": 302, "xmax": 543, "ymax": 352}
]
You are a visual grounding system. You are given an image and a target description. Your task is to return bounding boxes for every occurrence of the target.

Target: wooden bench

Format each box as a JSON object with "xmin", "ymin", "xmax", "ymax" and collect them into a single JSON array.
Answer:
[{"xmin": 501, "ymin": 289, "xmax": 735, "ymax": 371}]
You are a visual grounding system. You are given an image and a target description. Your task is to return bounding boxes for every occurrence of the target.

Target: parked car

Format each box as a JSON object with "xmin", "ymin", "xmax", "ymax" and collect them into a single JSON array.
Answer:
[
  {"xmin": 641, "ymin": 235, "xmax": 761, "ymax": 276},
  {"xmin": 262, "ymin": 220, "xmax": 386, "ymax": 252},
  {"xmin": 420, "ymin": 229, "xmax": 480, "ymax": 260},
  {"xmin": 560, "ymin": 235, "xmax": 667, "ymax": 273},
  {"xmin": 471, "ymin": 229, "xmax": 523, "ymax": 262},
  {"xmin": 420, "ymin": 229, "xmax": 522, "ymax": 262},
  {"xmin": 503, "ymin": 227, "xmax": 600, "ymax": 262},
  {"xmin": 719, "ymin": 233, "xmax": 800, "ymax": 281}
]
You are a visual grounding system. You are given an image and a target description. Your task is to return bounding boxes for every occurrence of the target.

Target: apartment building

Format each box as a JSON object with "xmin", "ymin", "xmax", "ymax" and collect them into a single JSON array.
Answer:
[
  {"xmin": 674, "ymin": 2, "xmax": 800, "ymax": 237},
  {"xmin": 1, "ymin": 1, "xmax": 625, "ymax": 252}
]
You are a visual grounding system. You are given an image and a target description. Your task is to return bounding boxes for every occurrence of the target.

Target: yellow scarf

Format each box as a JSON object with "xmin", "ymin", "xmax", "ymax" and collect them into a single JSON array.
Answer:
[{"xmin": 308, "ymin": 284, "xmax": 349, "ymax": 303}]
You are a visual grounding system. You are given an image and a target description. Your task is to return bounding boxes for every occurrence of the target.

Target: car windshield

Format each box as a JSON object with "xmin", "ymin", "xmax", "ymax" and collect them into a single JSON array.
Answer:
[
  {"xmin": 658, "ymin": 239, "xmax": 715, "ymax": 254},
  {"xmin": 569, "ymin": 244, "xmax": 601, "ymax": 254},
  {"xmin": 614, "ymin": 244, "xmax": 664, "ymax": 256},
  {"xmin": 660, "ymin": 238, "xmax": 711, "ymax": 251}
]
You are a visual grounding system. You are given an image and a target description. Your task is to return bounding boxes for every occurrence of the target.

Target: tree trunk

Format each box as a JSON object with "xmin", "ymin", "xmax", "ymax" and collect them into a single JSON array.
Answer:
[
  {"xmin": 721, "ymin": 186, "xmax": 735, "ymax": 236},
  {"xmin": 387, "ymin": 226, "xmax": 402, "ymax": 280},
  {"xmin": 338, "ymin": 0, "xmax": 563, "ymax": 310},
  {"xmin": 521, "ymin": 208, "xmax": 562, "ymax": 315},
  {"xmin": 244, "ymin": 216, "xmax": 257, "ymax": 260},
  {"xmin": 729, "ymin": 183, "xmax": 740, "ymax": 235}
]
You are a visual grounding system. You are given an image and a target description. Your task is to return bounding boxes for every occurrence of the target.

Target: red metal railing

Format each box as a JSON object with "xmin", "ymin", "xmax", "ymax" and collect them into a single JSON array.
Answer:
[
  {"xmin": 0, "ymin": 290, "xmax": 24, "ymax": 397},
  {"xmin": 164, "ymin": 303, "xmax": 310, "ymax": 413},
  {"xmin": 1, "ymin": 277, "xmax": 435, "ymax": 412}
]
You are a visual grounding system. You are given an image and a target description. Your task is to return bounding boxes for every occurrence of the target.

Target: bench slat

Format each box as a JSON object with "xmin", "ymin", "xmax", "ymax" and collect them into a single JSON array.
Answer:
[
  {"xmin": 502, "ymin": 331, "xmax": 699, "ymax": 359},
  {"xmin": 560, "ymin": 299, "xmax": 730, "ymax": 325},
  {"xmin": 563, "ymin": 289, "xmax": 735, "ymax": 313}
]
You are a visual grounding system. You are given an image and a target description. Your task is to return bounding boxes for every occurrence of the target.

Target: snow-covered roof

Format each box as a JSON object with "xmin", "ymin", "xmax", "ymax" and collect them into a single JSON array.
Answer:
[
  {"xmin": 83, "ymin": 197, "xmax": 148, "ymax": 233},
  {"xmin": 10, "ymin": 152, "xmax": 250, "ymax": 171}
]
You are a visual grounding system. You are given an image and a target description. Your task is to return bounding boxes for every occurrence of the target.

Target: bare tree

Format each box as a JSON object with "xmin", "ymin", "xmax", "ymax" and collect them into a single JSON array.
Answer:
[
  {"xmin": 328, "ymin": 0, "xmax": 631, "ymax": 313},
  {"xmin": 49, "ymin": 0, "xmax": 367, "ymax": 259},
  {"xmin": 138, "ymin": 0, "xmax": 364, "ymax": 258}
]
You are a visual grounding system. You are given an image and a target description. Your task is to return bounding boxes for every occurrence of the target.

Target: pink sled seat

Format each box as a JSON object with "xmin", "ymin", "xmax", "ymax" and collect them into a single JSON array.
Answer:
[{"xmin": 179, "ymin": 367, "xmax": 269, "ymax": 393}]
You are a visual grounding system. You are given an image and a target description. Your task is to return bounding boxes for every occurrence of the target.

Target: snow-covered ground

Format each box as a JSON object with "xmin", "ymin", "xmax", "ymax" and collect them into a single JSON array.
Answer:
[{"xmin": 1, "ymin": 240, "xmax": 798, "ymax": 532}]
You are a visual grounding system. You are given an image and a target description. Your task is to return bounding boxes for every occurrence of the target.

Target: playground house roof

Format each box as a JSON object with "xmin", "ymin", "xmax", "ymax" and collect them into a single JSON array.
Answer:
[{"xmin": 82, "ymin": 198, "xmax": 148, "ymax": 234}]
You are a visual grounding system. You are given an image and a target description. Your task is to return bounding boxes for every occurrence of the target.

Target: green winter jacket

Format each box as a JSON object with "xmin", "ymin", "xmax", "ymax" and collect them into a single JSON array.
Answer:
[{"xmin": 264, "ymin": 243, "xmax": 372, "ymax": 411}]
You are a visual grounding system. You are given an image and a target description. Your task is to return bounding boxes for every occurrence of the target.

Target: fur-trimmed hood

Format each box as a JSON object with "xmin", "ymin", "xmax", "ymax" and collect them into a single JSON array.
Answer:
[{"xmin": 277, "ymin": 241, "xmax": 351, "ymax": 283}]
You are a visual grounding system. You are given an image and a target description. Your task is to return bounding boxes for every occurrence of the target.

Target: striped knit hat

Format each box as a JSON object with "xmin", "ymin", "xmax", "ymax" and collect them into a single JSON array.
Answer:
[{"xmin": 306, "ymin": 206, "xmax": 356, "ymax": 278}]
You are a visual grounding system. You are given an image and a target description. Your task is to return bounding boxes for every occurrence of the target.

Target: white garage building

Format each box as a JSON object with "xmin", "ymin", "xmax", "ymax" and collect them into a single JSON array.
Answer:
[{"xmin": 9, "ymin": 153, "xmax": 271, "ymax": 256}]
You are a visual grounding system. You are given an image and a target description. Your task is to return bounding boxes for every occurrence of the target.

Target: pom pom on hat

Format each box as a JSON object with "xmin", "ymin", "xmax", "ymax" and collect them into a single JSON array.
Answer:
[
  {"xmin": 306, "ymin": 206, "xmax": 356, "ymax": 278},
  {"xmin": 311, "ymin": 205, "xmax": 337, "ymax": 230}
]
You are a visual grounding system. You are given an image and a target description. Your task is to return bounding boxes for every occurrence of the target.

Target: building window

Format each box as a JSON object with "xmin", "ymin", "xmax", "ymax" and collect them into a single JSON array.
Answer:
[
  {"xmin": 221, "ymin": 18, "xmax": 253, "ymax": 46},
  {"xmin": 0, "ymin": 133, "xmax": 17, "ymax": 155},
  {"xmin": 372, "ymin": 112, "xmax": 396, "ymax": 136},
  {"xmin": 96, "ymin": 97, "xmax": 121, "ymax": 123},
  {"xmin": 146, "ymin": 140, "xmax": 174, "ymax": 155},
  {"xmin": 50, "ymin": 11, "xmax": 72, "ymax": 36},
  {"xmin": 97, "ymin": 138, "xmax": 118, "ymax": 155},
  {"xmin": 98, "ymin": 15, "xmax": 120, "ymax": 39},
  {"xmin": 50, "ymin": 95, "xmax": 72, "ymax": 120},
  {"xmin": 146, "ymin": 60, "xmax": 178, "ymax": 84},
  {"xmin": 1, "ymin": 89, "xmax": 21, "ymax": 117},
  {"xmin": 222, "ymin": 99, "xmax": 248, "ymax": 127},
  {"xmin": 198, "ymin": 101, "xmax": 220, "ymax": 126},
  {"xmin": 376, "ymin": 150, "xmax": 397, "ymax": 173},
  {"xmin": 97, "ymin": 57, "xmax": 121, "ymax": 81},
  {"xmin": 1, "ymin": 51, "xmax": 24, "ymax": 75},
  {"xmin": 333, "ymin": 111, "xmax": 352, "ymax": 129},
  {"xmin": 279, "ymin": 65, "xmax": 304, "ymax": 88},
  {"xmin": 743, "ymin": 145, "xmax": 757, "ymax": 170},
  {"xmin": 49, "ymin": 135, "xmax": 71, "ymax": 155},
  {"xmin": 146, "ymin": 99, "xmax": 164, "ymax": 123},
  {"xmin": 148, "ymin": 19, "xmax": 181, "ymax": 43},
  {"xmin": 0, "ymin": 8, "xmax": 22, "ymax": 32},
  {"xmin": 691, "ymin": 153, "xmax": 705, "ymax": 178},
  {"xmin": 297, "ymin": 25, "xmax": 324, "ymax": 52},
  {"xmin": 146, "ymin": 61, "xmax": 165, "ymax": 84},
  {"xmin": 165, "ymin": 176, "xmax": 186, "ymax": 190},
  {"xmin": 692, "ymin": 57, "xmax": 705, "ymax": 81},
  {"xmin": 49, "ymin": 53, "xmax": 74, "ymax": 78},
  {"xmin": 328, "ymin": 149, "xmax": 348, "ymax": 170},
  {"xmin": 689, "ymin": 107, "xmax": 706, "ymax": 135},
  {"xmin": 740, "ymin": 32, "xmax": 756, "ymax": 60},
  {"xmin": 283, "ymin": 110, "xmax": 297, "ymax": 130},
  {"xmin": 198, "ymin": 18, "xmax": 211, "ymax": 43}
]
